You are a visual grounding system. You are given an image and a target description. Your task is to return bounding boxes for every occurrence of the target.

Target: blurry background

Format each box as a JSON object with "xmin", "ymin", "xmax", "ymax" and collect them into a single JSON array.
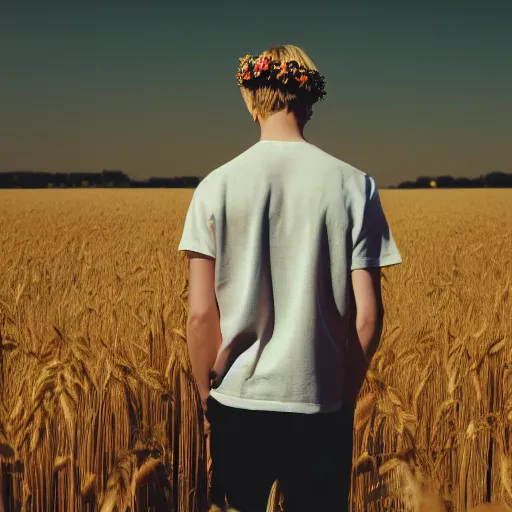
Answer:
[{"xmin": 1, "ymin": 0, "xmax": 511, "ymax": 187}]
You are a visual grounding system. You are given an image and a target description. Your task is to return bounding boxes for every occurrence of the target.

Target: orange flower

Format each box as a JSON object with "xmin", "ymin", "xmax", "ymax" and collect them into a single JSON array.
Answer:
[
  {"xmin": 300, "ymin": 75, "xmax": 308, "ymax": 83},
  {"xmin": 276, "ymin": 62, "xmax": 288, "ymax": 79},
  {"xmin": 243, "ymin": 72, "xmax": 251, "ymax": 80}
]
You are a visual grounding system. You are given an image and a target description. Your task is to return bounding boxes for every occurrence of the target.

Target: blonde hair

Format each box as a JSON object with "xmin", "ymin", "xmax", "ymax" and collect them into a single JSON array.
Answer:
[{"xmin": 240, "ymin": 45, "xmax": 320, "ymax": 120}]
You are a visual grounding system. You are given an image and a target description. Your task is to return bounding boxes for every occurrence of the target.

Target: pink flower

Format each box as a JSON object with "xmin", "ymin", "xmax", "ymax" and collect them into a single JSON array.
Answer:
[{"xmin": 254, "ymin": 57, "xmax": 270, "ymax": 73}]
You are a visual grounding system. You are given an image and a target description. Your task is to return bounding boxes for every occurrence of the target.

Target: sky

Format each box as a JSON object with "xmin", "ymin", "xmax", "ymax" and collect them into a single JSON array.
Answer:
[{"xmin": 1, "ymin": 0, "xmax": 510, "ymax": 187}]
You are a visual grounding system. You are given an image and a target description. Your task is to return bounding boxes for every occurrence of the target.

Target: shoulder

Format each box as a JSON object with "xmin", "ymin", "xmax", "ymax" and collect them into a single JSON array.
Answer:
[
  {"xmin": 305, "ymin": 145, "xmax": 368, "ymax": 179},
  {"xmin": 200, "ymin": 145, "xmax": 258, "ymax": 187},
  {"xmin": 308, "ymin": 146, "xmax": 380, "ymax": 209},
  {"xmin": 311, "ymin": 145, "xmax": 376, "ymax": 195},
  {"xmin": 344, "ymin": 168, "xmax": 377, "ymax": 197},
  {"xmin": 191, "ymin": 145, "xmax": 257, "ymax": 208}
]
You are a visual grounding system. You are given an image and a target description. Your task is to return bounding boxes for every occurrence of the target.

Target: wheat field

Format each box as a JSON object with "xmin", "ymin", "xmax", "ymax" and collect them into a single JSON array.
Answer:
[{"xmin": 0, "ymin": 188, "xmax": 510, "ymax": 512}]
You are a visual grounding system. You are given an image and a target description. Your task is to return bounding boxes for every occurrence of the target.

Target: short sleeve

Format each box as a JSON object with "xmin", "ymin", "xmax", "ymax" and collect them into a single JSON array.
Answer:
[
  {"xmin": 178, "ymin": 182, "xmax": 216, "ymax": 258},
  {"xmin": 349, "ymin": 173, "xmax": 402, "ymax": 270}
]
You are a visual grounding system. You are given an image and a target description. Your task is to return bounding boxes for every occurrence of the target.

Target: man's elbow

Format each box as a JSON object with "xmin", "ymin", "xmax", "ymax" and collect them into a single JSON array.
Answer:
[
  {"xmin": 356, "ymin": 304, "xmax": 384, "ymax": 332},
  {"xmin": 187, "ymin": 307, "xmax": 216, "ymax": 330}
]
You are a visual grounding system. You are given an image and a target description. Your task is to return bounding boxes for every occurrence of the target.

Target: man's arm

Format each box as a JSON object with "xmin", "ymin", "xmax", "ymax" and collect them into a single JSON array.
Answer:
[
  {"xmin": 186, "ymin": 252, "xmax": 222, "ymax": 405},
  {"xmin": 344, "ymin": 267, "xmax": 384, "ymax": 407},
  {"xmin": 352, "ymin": 267, "xmax": 384, "ymax": 361}
]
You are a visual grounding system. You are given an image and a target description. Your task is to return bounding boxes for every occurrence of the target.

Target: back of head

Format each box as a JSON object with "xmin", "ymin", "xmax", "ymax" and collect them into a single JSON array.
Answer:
[{"xmin": 236, "ymin": 44, "xmax": 326, "ymax": 121}]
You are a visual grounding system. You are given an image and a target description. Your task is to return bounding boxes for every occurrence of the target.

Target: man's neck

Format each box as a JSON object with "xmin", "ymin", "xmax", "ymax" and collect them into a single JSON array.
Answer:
[{"xmin": 258, "ymin": 110, "xmax": 306, "ymax": 143}]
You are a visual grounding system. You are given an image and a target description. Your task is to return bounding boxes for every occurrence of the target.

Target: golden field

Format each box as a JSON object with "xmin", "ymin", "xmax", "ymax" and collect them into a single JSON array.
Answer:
[{"xmin": 0, "ymin": 188, "xmax": 510, "ymax": 512}]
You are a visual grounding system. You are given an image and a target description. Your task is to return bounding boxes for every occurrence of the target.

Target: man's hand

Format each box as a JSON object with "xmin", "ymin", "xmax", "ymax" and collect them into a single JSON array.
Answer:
[{"xmin": 203, "ymin": 411, "xmax": 211, "ymax": 437}]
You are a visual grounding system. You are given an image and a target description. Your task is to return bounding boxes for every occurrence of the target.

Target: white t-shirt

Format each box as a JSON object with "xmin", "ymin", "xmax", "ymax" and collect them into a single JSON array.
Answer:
[{"xmin": 178, "ymin": 140, "xmax": 402, "ymax": 413}]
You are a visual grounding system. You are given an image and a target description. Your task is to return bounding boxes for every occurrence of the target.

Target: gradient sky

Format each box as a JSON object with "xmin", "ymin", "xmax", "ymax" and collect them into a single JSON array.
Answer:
[{"xmin": 1, "ymin": 0, "xmax": 510, "ymax": 187}]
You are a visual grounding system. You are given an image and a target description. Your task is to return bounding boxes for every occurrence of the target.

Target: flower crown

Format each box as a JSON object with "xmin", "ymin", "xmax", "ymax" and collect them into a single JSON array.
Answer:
[{"xmin": 236, "ymin": 53, "xmax": 326, "ymax": 103}]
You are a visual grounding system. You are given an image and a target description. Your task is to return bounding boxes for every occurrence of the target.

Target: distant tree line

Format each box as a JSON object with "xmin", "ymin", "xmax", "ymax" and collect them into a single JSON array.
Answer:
[
  {"xmin": 0, "ymin": 170, "xmax": 201, "ymax": 189},
  {"xmin": 393, "ymin": 171, "xmax": 511, "ymax": 189},
  {"xmin": 1, "ymin": 170, "xmax": 511, "ymax": 189}
]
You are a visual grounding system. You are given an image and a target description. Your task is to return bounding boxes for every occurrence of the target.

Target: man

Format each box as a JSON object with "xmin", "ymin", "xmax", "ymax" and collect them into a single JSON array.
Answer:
[{"xmin": 178, "ymin": 45, "xmax": 402, "ymax": 512}]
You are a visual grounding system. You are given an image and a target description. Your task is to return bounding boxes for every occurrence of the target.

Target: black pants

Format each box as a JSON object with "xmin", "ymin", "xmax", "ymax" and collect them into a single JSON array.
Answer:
[{"xmin": 206, "ymin": 397, "xmax": 354, "ymax": 512}]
